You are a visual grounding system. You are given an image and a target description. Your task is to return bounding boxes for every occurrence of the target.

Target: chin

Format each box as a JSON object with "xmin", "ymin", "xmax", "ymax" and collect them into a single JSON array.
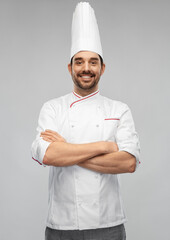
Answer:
[{"xmin": 79, "ymin": 82, "xmax": 97, "ymax": 89}]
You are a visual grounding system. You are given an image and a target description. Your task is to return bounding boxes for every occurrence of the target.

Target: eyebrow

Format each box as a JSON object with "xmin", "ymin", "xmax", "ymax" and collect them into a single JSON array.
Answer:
[
  {"xmin": 74, "ymin": 57, "xmax": 99, "ymax": 61},
  {"xmin": 74, "ymin": 57, "xmax": 83, "ymax": 61},
  {"xmin": 90, "ymin": 58, "xmax": 99, "ymax": 61}
]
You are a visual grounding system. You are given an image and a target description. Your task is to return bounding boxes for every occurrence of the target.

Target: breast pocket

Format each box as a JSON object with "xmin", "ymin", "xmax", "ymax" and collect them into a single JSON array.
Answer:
[{"xmin": 103, "ymin": 118, "xmax": 120, "ymax": 141}]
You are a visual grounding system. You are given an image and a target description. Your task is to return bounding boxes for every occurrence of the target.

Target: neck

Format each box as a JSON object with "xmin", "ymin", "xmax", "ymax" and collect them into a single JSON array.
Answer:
[{"xmin": 73, "ymin": 86, "xmax": 99, "ymax": 97}]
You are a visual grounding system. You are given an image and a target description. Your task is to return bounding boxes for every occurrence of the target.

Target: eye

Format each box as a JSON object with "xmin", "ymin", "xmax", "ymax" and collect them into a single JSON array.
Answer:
[
  {"xmin": 91, "ymin": 61, "xmax": 97, "ymax": 65},
  {"xmin": 75, "ymin": 61, "xmax": 83, "ymax": 65}
]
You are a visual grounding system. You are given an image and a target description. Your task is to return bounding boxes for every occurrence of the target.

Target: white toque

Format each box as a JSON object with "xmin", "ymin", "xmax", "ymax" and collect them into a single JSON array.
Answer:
[{"xmin": 70, "ymin": 2, "xmax": 103, "ymax": 59}]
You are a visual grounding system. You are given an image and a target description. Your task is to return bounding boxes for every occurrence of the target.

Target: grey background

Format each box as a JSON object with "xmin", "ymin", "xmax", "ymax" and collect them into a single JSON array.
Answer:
[{"xmin": 1, "ymin": 0, "xmax": 169, "ymax": 239}]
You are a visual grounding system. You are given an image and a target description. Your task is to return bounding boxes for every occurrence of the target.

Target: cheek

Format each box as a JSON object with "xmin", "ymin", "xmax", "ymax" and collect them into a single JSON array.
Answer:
[
  {"xmin": 72, "ymin": 69, "xmax": 77, "ymax": 76},
  {"xmin": 72, "ymin": 67, "xmax": 81, "ymax": 75},
  {"xmin": 93, "ymin": 66, "xmax": 101, "ymax": 74},
  {"xmin": 95, "ymin": 70, "xmax": 102, "ymax": 76}
]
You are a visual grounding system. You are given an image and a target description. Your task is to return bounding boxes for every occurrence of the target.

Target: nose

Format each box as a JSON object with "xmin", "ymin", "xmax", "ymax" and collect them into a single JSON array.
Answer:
[{"xmin": 83, "ymin": 61, "xmax": 90, "ymax": 72}]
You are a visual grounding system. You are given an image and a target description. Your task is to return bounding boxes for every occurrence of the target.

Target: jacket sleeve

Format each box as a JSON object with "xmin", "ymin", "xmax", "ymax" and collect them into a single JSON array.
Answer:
[
  {"xmin": 31, "ymin": 101, "xmax": 58, "ymax": 166},
  {"xmin": 116, "ymin": 104, "xmax": 140, "ymax": 170}
]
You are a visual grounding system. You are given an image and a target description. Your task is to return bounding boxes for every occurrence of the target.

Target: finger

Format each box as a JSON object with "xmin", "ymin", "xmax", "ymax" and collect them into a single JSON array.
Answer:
[
  {"xmin": 42, "ymin": 132, "xmax": 62, "ymax": 139},
  {"xmin": 41, "ymin": 132, "xmax": 55, "ymax": 137},
  {"xmin": 42, "ymin": 137, "xmax": 53, "ymax": 142},
  {"xmin": 44, "ymin": 136, "xmax": 57, "ymax": 142},
  {"xmin": 41, "ymin": 131, "xmax": 57, "ymax": 136},
  {"xmin": 45, "ymin": 130, "xmax": 65, "ymax": 139},
  {"xmin": 45, "ymin": 129, "xmax": 61, "ymax": 137},
  {"xmin": 41, "ymin": 132, "xmax": 59, "ymax": 139},
  {"xmin": 114, "ymin": 144, "xmax": 119, "ymax": 152},
  {"xmin": 41, "ymin": 132, "xmax": 66, "ymax": 142},
  {"xmin": 41, "ymin": 135, "xmax": 57, "ymax": 141},
  {"xmin": 43, "ymin": 130, "xmax": 65, "ymax": 141}
]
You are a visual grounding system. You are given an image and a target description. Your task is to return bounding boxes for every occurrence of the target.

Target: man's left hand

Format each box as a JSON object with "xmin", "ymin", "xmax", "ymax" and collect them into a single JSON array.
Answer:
[{"xmin": 40, "ymin": 129, "xmax": 66, "ymax": 143}]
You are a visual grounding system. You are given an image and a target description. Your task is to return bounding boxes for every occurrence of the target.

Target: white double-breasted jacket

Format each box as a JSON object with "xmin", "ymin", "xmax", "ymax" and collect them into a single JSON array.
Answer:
[{"xmin": 31, "ymin": 89, "xmax": 140, "ymax": 230}]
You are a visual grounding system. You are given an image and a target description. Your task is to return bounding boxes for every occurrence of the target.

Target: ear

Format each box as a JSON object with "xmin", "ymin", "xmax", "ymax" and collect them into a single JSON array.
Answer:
[
  {"xmin": 100, "ymin": 63, "xmax": 106, "ymax": 76},
  {"xmin": 68, "ymin": 63, "xmax": 72, "ymax": 75}
]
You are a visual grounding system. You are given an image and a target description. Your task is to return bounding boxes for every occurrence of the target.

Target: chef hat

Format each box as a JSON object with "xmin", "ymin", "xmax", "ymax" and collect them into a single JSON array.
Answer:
[{"xmin": 70, "ymin": 2, "xmax": 103, "ymax": 60}]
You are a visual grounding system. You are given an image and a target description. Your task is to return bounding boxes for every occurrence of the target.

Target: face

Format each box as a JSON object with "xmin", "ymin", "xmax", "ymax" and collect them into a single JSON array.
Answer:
[{"xmin": 68, "ymin": 51, "xmax": 105, "ymax": 92}]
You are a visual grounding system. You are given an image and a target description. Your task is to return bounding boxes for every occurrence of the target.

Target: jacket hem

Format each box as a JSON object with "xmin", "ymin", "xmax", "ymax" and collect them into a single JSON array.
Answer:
[{"xmin": 46, "ymin": 218, "xmax": 127, "ymax": 230}]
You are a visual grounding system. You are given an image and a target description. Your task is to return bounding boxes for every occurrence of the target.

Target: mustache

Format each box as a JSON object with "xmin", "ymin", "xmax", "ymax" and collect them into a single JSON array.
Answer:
[{"xmin": 78, "ymin": 71, "xmax": 95, "ymax": 76}]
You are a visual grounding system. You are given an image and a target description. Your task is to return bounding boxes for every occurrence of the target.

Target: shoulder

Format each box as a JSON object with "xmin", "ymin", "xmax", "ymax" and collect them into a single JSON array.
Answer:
[
  {"xmin": 43, "ymin": 93, "xmax": 71, "ymax": 108},
  {"xmin": 100, "ymin": 95, "xmax": 129, "ymax": 112},
  {"xmin": 40, "ymin": 93, "xmax": 72, "ymax": 114}
]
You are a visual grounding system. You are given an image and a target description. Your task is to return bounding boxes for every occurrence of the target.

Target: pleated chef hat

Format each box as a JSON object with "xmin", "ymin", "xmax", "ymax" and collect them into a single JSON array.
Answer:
[{"xmin": 70, "ymin": 2, "xmax": 103, "ymax": 59}]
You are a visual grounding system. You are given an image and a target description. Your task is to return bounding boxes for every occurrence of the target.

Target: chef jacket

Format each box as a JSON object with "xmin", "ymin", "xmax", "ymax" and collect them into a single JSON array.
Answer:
[{"xmin": 31, "ymin": 89, "xmax": 140, "ymax": 230}]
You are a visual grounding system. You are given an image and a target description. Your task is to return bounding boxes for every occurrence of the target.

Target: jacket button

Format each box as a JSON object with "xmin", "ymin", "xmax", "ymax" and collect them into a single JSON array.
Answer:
[
  {"xmin": 96, "ymin": 124, "xmax": 99, "ymax": 127},
  {"xmin": 71, "ymin": 125, "xmax": 75, "ymax": 128}
]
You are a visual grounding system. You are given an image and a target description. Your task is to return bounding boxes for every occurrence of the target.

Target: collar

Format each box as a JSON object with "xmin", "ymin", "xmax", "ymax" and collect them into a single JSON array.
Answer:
[{"xmin": 71, "ymin": 89, "xmax": 100, "ymax": 108}]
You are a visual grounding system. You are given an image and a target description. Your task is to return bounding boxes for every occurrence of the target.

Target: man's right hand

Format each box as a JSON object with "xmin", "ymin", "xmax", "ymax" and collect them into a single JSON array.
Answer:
[{"xmin": 107, "ymin": 141, "xmax": 119, "ymax": 153}]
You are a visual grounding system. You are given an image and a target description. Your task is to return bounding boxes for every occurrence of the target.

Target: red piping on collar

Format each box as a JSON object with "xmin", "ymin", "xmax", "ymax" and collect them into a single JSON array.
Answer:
[
  {"xmin": 73, "ymin": 91, "xmax": 81, "ymax": 98},
  {"xmin": 70, "ymin": 90, "xmax": 99, "ymax": 108},
  {"xmin": 104, "ymin": 118, "xmax": 120, "ymax": 120},
  {"xmin": 32, "ymin": 157, "xmax": 42, "ymax": 165}
]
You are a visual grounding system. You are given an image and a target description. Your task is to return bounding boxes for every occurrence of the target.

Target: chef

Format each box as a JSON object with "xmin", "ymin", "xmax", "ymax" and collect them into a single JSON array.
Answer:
[{"xmin": 31, "ymin": 2, "xmax": 140, "ymax": 240}]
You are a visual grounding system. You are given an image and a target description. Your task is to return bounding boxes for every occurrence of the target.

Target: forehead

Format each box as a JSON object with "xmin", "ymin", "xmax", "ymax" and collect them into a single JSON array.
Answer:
[{"xmin": 73, "ymin": 51, "xmax": 100, "ymax": 61}]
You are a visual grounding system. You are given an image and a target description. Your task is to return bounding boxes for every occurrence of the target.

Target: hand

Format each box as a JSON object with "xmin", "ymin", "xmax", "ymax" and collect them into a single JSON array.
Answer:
[
  {"xmin": 40, "ymin": 129, "xmax": 66, "ymax": 143},
  {"xmin": 107, "ymin": 141, "xmax": 119, "ymax": 153}
]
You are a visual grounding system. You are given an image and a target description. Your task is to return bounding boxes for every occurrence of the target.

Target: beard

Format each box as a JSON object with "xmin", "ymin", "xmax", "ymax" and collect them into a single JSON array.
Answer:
[{"xmin": 71, "ymin": 70, "xmax": 101, "ymax": 90}]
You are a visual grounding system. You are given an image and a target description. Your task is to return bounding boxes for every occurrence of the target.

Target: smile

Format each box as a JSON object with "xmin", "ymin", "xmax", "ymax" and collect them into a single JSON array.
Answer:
[{"xmin": 79, "ymin": 75, "xmax": 94, "ymax": 79}]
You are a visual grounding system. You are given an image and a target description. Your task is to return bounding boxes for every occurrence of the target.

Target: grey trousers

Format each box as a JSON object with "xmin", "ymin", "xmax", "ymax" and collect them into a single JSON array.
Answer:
[{"xmin": 45, "ymin": 224, "xmax": 126, "ymax": 240}]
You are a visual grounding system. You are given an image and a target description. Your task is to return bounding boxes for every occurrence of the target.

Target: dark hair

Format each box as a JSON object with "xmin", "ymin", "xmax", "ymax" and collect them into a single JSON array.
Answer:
[
  {"xmin": 70, "ymin": 54, "xmax": 104, "ymax": 66},
  {"xmin": 99, "ymin": 55, "xmax": 104, "ymax": 66}
]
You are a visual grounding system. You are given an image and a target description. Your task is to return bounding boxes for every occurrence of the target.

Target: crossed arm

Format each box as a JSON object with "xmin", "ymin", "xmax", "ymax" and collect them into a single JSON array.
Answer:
[{"xmin": 41, "ymin": 130, "xmax": 136, "ymax": 174}]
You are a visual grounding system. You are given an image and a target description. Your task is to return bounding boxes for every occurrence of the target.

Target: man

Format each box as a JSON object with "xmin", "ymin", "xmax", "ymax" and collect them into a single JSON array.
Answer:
[{"xmin": 31, "ymin": 2, "xmax": 140, "ymax": 240}]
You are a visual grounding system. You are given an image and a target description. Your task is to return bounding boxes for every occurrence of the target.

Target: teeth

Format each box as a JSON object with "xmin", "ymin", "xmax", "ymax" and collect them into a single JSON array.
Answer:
[{"xmin": 81, "ymin": 76, "xmax": 92, "ymax": 78}]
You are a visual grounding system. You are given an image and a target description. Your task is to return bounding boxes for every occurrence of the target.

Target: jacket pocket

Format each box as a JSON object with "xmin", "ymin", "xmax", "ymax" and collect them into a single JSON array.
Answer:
[{"xmin": 103, "ymin": 118, "xmax": 119, "ymax": 141}]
